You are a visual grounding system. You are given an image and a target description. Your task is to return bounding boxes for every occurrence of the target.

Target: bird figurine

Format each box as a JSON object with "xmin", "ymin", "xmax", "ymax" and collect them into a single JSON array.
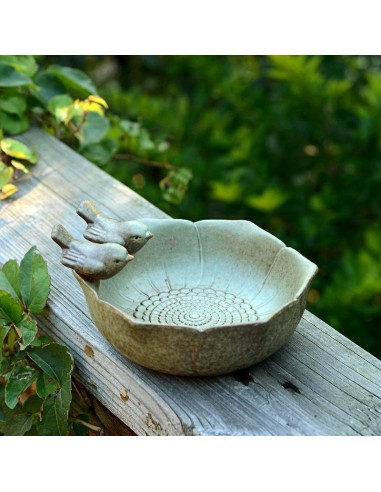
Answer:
[
  {"xmin": 76, "ymin": 200, "xmax": 154, "ymax": 254},
  {"xmin": 51, "ymin": 224, "xmax": 134, "ymax": 281}
]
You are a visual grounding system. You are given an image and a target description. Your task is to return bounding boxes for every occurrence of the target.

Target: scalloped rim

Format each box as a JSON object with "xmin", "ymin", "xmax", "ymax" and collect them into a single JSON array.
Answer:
[{"xmin": 74, "ymin": 219, "xmax": 318, "ymax": 333}]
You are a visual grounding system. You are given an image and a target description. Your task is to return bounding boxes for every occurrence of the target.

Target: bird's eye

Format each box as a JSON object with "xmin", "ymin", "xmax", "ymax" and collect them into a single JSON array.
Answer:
[
  {"xmin": 133, "ymin": 235, "xmax": 140, "ymax": 240},
  {"xmin": 115, "ymin": 260, "xmax": 120, "ymax": 263}
]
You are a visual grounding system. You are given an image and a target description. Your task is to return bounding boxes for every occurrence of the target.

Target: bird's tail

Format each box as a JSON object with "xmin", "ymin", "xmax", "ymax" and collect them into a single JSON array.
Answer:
[
  {"xmin": 51, "ymin": 224, "xmax": 73, "ymax": 250},
  {"xmin": 77, "ymin": 200, "xmax": 100, "ymax": 224}
]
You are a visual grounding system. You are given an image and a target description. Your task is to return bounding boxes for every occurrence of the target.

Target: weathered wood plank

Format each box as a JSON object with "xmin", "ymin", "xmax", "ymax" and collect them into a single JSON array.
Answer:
[{"xmin": 1, "ymin": 128, "xmax": 380, "ymax": 435}]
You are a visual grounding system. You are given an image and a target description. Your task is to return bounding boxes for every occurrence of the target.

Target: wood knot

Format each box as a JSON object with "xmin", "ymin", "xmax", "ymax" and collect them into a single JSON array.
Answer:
[
  {"xmin": 120, "ymin": 390, "xmax": 129, "ymax": 402},
  {"xmin": 84, "ymin": 345, "xmax": 94, "ymax": 358}
]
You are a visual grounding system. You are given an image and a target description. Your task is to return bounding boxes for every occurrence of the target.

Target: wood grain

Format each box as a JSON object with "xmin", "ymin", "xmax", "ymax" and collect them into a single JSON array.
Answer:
[{"xmin": 1, "ymin": 128, "xmax": 380, "ymax": 435}]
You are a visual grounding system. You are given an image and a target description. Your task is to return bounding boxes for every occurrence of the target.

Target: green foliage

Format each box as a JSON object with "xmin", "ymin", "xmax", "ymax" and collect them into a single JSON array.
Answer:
[
  {"xmin": 28, "ymin": 343, "xmax": 73, "ymax": 436},
  {"xmin": 160, "ymin": 168, "xmax": 192, "ymax": 204},
  {"xmin": 0, "ymin": 63, "xmax": 33, "ymax": 88},
  {"xmin": 0, "ymin": 110, "xmax": 28, "ymax": 135},
  {"xmin": 0, "ymin": 93, "xmax": 27, "ymax": 115},
  {"xmin": 1, "ymin": 55, "xmax": 380, "ymax": 360},
  {"xmin": 33, "ymin": 72, "xmax": 66, "ymax": 106},
  {"xmin": 46, "ymin": 65, "xmax": 97, "ymax": 96},
  {"xmin": 5, "ymin": 364, "xmax": 38, "ymax": 410},
  {"xmin": 0, "ymin": 55, "xmax": 187, "ymax": 205},
  {"xmin": 19, "ymin": 246, "xmax": 51, "ymax": 315},
  {"xmin": 0, "ymin": 400, "xmax": 34, "ymax": 436},
  {"xmin": 1, "ymin": 138, "xmax": 37, "ymax": 163},
  {"xmin": 0, "ymin": 137, "xmax": 36, "ymax": 199},
  {"xmin": 0, "ymin": 291, "xmax": 23, "ymax": 324},
  {"xmin": 0, "ymin": 248, "xmax": 74, "ymax": 436},
  {"xmin": 0, "ymin": 260, "xmax": 21, "ymax": 298},
  {"xmin": 0, "ymin": 56, "xmax": 38, "ymax": 78},
  {"xmin": 81, "ymin": 54, "xmax": 379, "ymax": 358}
]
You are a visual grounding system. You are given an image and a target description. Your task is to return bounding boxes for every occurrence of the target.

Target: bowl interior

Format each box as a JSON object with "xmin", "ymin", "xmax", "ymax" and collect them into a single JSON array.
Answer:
[{"xmin": 98, "ymin": 219, "xmax": 316, "ymax": 330}]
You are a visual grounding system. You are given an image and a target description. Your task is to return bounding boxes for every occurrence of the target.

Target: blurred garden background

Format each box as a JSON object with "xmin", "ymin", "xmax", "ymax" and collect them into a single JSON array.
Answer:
[{"xmin": 3, "ymin": 55, "xmax": 381, "ymax": 359}]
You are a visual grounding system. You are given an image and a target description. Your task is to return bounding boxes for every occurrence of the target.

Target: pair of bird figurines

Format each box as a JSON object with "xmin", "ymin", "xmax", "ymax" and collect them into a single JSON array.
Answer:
[{"xmin": 51, "ymin": 200, "xmax": 154, "ymax": 281}]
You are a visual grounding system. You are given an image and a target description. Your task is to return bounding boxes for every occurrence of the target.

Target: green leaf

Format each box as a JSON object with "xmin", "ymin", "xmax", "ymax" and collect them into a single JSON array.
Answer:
[
  {"xmin": 5, "ymin": 364, "xmax": 38, "ymax": 409},
  {"xmin": 0, "ymin": 93, "xmax": 27, "ymax": 116},
  {"xmin": 0, "ymin": 357, "xmax": 11, "ymax": 376},
  {"xmin": 23, "ymin": 423, "xmax": 38, "ymax": 435},
  {"xmin": 0, "ymin": 325, "xmax": 10, "ymax": 357},
  {"xmin": 0, "ymin": 110, "xmax": 29, "ymax": 134},
  {"xmin": 0, "ymin": 183, "xmax": 18, "ymax": 200},
  {"xmin": 0, "ymin": 165, "xmax": 13, "ymax": 188},
  {"xmin": 160, "ymin": 168, "xmax": 193, "ymax": 205},
  {"xmin": 27, "ymin": 343, "xmax": 73, "ymax": 435},
  {"xmin": 29, "ymin": 334, "xmax": 51, "ymax": 347},
  {"xmin": 36, "ymin": 371, "xmax": 59, "ymax": 399},
  {"xmin": 32, "ymin": 72, "xmax": 67, "ymax": 106},
  {"xmin": 246, "ymin": 187, "xmax": 289, "ymax": 213},
  {"xmin": 80, "ymin": 138, "xmax": 118, "ymax": 165},
  {"xmin": 0, "ymin": 291, "xmax": 23, "ymax": 323},
  {"xmin": 138, "ymin": 129, "xmax": 155, "ymax": 151},
  {"xmin": 0, "ymin": 405, "xmax": 34, "ymax": 435},
  {"xmin": 0, "ymin": 324, "xmax": 10, "ymax": 344},
  {"xmin": 0, "ymin": 138, "xmax": 37, "ymax": 164},
  {"xmin": 27, "ymin": 342, "xmax": 73, "ymax": 384},
  {"xmin": 47, "ymin": 65, "xmax": 97, "ymax": 96},
  {"xmin": 19, "ymin": 246, "xmax": 51, "ymax": 314},
  {"xmin": 0, "ymin": 259, "xmax": 21, "ymax": 299},
  {"xmin": 210, "ymin": 181, "xmax": 243, "ymax": 203},
  {"xmin": 120, "ymin": 120, "xmax": 141, "ymax": 137},
  {"xmin": 23, "ymin": 394, "xmax": 43, "ymax": 414},
  {"xmin": 0, "ymin": 62, "xmax": 33, "ymax": 87},
  {"xmin": 7, "ymin": 326, "xmax": 17, "ymax": 352},
  {"xmin": 78, "ymin": 112, "xmax": 110, "ymax": 146},
  {"xmin": 0, "ymin": 56, "xmax": 38, "ymax": 77},
  {"xmin": 37, "ymin": 382, "xmax": 71, "ymax": 436},
  {"xmin": 11, "ymin": 160, "xmax": 29, "ymax": 173},
  {"xmin": 18, "ymin": 319, "xmax": 38, "ymax": 349},
  {"xmin": 48, "ymin": 94, "xmax": 73, "ymax": 122}
]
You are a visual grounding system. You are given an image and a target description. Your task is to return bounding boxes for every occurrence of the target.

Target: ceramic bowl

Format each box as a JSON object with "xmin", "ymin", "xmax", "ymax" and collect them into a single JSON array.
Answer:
[{"xmin": 74, "ymin": 219, "xmax": 318, "ymax": 376}]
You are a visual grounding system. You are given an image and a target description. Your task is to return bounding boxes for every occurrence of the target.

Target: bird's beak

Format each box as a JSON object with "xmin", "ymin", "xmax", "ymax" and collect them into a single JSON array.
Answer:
[
  {"xmin": 146, "ymin": 231, "xmax": 154, "ymax": 240},
  {"xmin": 127, "ymin": 254, "xmax": 134, "ymax": 261}
]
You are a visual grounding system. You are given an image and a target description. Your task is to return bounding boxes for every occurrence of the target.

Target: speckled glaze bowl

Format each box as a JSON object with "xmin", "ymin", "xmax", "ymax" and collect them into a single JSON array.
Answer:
[{"xmin": 75, "ymin": 219, "xmax": 318, "ymax": 376}]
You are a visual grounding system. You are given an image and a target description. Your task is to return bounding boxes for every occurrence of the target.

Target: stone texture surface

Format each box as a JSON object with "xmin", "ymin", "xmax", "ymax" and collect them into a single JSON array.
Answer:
[{"xmin": 75, "ymin": 219, "xmax": 317, "ymax": 375}]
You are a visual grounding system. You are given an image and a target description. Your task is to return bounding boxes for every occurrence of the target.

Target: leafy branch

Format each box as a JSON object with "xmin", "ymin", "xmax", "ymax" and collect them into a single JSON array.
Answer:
[
  {"xmin": 0, "ymin": 247, "xmax": 74, "ymax": 436},
  {"xmin": 0, "ymin": 55, "xmax": 192, "ymax": 204}
]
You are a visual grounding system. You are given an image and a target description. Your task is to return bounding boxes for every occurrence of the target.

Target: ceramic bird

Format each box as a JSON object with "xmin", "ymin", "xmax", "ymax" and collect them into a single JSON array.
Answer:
[
  {"xmin": 51, "ymin": 224, "xmax": 134, "ymax": 281},
  {"xmin": 77, "ymin": 200, "xmax": 154, "ymax": 254}
]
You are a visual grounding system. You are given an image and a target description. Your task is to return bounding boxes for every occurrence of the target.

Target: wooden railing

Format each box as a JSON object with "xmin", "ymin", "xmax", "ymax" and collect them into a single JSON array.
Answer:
[{"xmin": 1, "ymin": 128, "xmax": 380, "ymax": 435}]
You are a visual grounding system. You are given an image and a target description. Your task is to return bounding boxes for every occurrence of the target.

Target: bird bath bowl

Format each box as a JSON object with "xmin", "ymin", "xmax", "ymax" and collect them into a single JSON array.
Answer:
[{"xmin": 74, "ymin": 219, "xmax": 318, "ymax": 376}]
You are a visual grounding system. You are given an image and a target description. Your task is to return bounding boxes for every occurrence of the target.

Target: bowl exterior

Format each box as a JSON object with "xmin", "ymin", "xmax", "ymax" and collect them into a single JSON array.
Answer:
[{"xmin": 77, "ymin": 273, "xmax": 309, "ymax": 376}]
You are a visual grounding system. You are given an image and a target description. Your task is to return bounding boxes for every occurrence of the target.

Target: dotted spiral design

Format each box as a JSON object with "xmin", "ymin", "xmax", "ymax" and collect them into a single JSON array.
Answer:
[{"xmin": 133, "ymin": 287, "xmax": 258, "ymax": 328}]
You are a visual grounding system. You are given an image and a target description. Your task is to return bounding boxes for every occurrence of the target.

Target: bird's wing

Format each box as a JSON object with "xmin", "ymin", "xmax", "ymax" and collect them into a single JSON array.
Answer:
[
  {"xmin": 84, "ymin": 220, "xmax": 123, "ymax": 245},
  {"xmin": 61, "ymin": 243, "xmax": 88, "ymax": 270},
  {"xmin": 83, "ymin": 222, "xmax": 108, "ymax": 243},
  {"xmin": 61, "ymin": 251, "xmax": 84, "ymax": 269},
  {"xmin": 61, "ymin": 247, "xmax": 104, "ymax": 276}
]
